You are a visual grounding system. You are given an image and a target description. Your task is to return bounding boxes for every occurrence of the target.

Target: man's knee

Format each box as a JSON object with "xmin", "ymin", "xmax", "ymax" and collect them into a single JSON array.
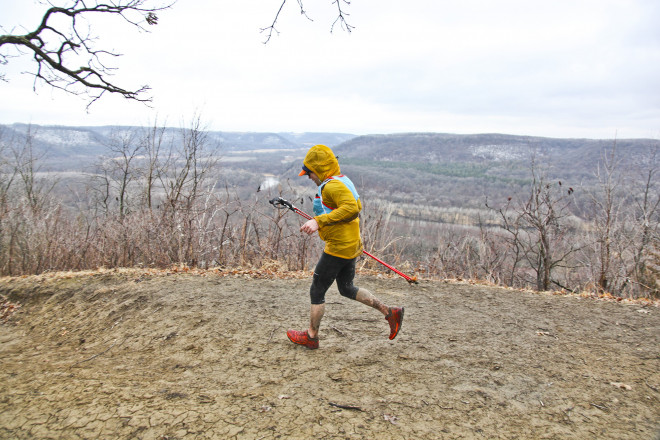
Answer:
[
  {"xmin": 309, "ymin": 286, "xmax": 326, "ymax": 304},
  {"xmin": 338, "ymin": 283, "xmax": 358, "ymax": 300},
  {"xmin": 310, "ymin": 271, "xmax": 331, "ymax": 304}
]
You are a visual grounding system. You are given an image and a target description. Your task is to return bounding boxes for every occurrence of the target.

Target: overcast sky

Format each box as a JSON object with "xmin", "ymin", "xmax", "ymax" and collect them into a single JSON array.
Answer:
[{"xmin": 1, "ymin": 0, "xmax": 659, "ymax": 139}]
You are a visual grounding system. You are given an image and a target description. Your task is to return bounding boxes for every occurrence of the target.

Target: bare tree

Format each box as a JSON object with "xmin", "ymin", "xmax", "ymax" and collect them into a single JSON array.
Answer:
[
  {"xmin": 486, "ymin": 197, "xmax": 524, "ymax": 286},
  {"xmin": 139, "ymin": 120, "xmax": 168, "ymax": 211},
  {"xmin": 0, "ymin": 129, "xmax": 17, "ymax": 274},
  {"xmin": 159, "ymin": 116, "xmax": 217, "ymax": 214},
  {"xmin": 10, "ymin": 126, "xmax": 57, "ymax": 214},
  {"xmin": 489, "ymin": 153, "xmax": 581, "ymax": 291},
  {"xmin": 156, "ymin": 115, "xmax": 219, "ymax": 264},
  {"xmin": 88, "ymin": 166, "xmax": 112, "ymax": 217},
  {"xmin": 627, "ymin": 145, "xmax": 660, "ymax": 296},
  {"xmin": 0, "ymin": 0, "xmax": 170, "ymax": 107},
  {"xmin": 0, "ymin": 128, "xmax": 18, "ymax": 216},
  {"xmin": 0, "ymin": 127, "xmax": 65, "ymax": 275},
  {"xmin": 96, "ymin": 128, "xmax": 142, "ymax": 220},
  {"xmin": 583, "ymin": 141, "xmax": 625, "ymax": 293}
]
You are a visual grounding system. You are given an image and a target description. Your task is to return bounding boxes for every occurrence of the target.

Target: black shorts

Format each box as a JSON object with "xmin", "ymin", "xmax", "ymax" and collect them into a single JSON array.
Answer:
[{"xmin": 309, "ymin": 252, "xmax": 359, "ymax": 305}]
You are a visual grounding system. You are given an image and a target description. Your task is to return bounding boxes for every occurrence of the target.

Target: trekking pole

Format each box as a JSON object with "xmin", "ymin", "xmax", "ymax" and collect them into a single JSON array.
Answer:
[{"xmin": 269, "ymin": 196, "xmax": 418, "ymax": 284}]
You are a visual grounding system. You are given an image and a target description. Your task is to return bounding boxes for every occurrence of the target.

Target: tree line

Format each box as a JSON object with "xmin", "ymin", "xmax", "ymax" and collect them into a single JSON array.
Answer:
[
  {"xmin": 0, "ymin": 123, "xmax": 658, "ymax": 298},
  {"xmin": 0, "ymin": 120, "xmax": 319, "ymax": 276}
]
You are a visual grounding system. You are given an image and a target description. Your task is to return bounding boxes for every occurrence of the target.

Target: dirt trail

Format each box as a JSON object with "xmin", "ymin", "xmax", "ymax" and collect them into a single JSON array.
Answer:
[{"xmin": 0, "ymin": 269, "xmax": 659, "ymax": 439}]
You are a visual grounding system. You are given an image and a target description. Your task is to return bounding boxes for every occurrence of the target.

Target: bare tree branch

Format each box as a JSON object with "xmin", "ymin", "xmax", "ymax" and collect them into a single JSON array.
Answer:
[
  {"xmin": 261, "ymin": 0, "xmax": 352, "ymax": 44},
  {"xmin": 0, "ymin": 0, "xmax": 172, "ymax": 108},
  {"xmin": 261, "ymin": 0, "xmax": 286, "ymax": 44},
  {"xmin": 331, "ymin": 0, "xmax": 354, "ymax": 34}
]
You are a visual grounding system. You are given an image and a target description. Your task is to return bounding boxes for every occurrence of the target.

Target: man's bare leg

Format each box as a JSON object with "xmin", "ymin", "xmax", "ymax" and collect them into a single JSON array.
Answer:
[
  {"xmin": 355, "ymin": 288, "xmax": 389, "ymax": 315},
  {"xmin": 308, "ymin": 304, "xmax": 325, "ymax": 339},
  {"xmin": 357, "ymin": 288, "xmax": 404, "ymax": 340}
]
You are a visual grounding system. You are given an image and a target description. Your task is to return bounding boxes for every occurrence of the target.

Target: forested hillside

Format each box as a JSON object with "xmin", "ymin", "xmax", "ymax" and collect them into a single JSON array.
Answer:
[{"xmin": 334, "ymin": 132, "xmax": 656, "ymax": 205}]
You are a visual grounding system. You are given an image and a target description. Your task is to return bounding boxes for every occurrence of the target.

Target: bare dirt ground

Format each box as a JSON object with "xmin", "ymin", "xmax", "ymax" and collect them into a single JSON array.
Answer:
[{"xmin": 0, "ymin": 268, "xmax": 659, "ymax": 439}]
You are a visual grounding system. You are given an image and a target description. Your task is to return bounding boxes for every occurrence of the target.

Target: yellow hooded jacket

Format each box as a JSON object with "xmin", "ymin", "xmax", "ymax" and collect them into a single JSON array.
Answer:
[{"xmin": 302, "ymin": 145, "xmax": 363, "ymax": 259}]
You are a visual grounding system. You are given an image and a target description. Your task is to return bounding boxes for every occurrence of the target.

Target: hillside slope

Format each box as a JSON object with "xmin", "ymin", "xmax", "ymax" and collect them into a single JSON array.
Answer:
[
  {"xmin": 335, "ymin": 132, "xmax": 655, "ymax": 169},
  {"xmin": 1, "ymin": 270, "xmax": 658, "ymax": 439},
  {"xmin": 333, "ymin": 133, "xmax": 657, "ymax": 194}
]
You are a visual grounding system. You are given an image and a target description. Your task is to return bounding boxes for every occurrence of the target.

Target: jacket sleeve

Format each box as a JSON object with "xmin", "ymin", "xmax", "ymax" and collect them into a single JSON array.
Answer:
[{"xmin": 314, "ymin": 181, "xmax": 360, "ymax": 228}]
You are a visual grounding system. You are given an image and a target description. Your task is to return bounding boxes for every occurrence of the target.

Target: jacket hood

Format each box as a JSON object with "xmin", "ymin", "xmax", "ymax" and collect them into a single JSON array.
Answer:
[{"xmin": 302, "ymin": 144, "xmax": 340, "ymax": 181}]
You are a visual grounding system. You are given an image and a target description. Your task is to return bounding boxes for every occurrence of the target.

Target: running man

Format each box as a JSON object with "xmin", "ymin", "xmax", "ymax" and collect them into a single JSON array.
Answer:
[{"xmin": 286, "ymin": 144, "xmax": 404, "ymax": 349}]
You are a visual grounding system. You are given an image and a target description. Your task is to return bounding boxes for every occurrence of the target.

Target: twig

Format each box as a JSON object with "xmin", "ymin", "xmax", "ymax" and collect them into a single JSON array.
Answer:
[
  {"xmin": 617, "ymin": 322, "xmax": 637, "ymax": 331},
  {"xmin": 331, "ymin": 326, "xmax": 345, "ymax": 336},
  {"xmin": 590, "ymin": 403, "xmax": 609, "ymax": 411},
  {"xmin": 71, "ymin": 338, "xmax": 122, "ymax": 367},
  {"xmin": 331, "ymin": 0, "xmax": 354, "ymax": 33},
  {"xmin": 329, "ymin": 402, "xmax": 363, "ymax": 411},
  {"xmin": 261, "ymin": 0, "xmax": 313, "ymax": 44},
  {"xmin": 110, "ymin": 316, "xmax": 123, "ymax": 330},
  {"xmin": 260, "ymin": 0, "xmax": 286, "ymax": 43},
  {"xmin": 268, "ymin": 327, "xmax": 276, "ymax": 343}
]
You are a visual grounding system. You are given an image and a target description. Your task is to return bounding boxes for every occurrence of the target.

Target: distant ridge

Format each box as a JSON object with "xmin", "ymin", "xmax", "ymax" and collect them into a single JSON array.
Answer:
[
  {"xmin": 2, "ymin": 123, "xmax": 656, "ymax": 177},
  {"xmin": 0, "ymin": 123, "xmax": 357, "ymax": 163},
  {"xmin": 334, "ymin": 132, "xmax": 657, "ymax": 178}
]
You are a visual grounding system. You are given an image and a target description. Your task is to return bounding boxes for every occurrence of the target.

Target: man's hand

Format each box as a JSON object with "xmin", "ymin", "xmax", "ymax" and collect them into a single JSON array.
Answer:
[{"xmin": 300, "ymin": 218, "xmax": 319, "ymax": 235}]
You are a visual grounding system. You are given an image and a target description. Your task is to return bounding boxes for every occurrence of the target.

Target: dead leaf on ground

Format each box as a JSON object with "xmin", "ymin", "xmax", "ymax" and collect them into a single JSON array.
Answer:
[
  {"xmin": 383, "ymin": 414, "xmax": 398, "ymax": 424},
  {"xmin": 610, "ymin": 382, "xmax": 632, "ymax": 391}
]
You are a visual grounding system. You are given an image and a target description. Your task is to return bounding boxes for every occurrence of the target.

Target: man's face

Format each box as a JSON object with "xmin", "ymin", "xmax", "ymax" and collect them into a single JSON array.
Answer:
[{"xmin": 308, "ymin": 172, "xmax": 321, "ymax": 186}]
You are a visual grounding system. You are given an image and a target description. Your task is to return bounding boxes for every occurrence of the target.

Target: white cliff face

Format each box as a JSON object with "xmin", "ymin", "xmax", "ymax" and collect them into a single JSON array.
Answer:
[
  {"xmin": 469, "ymin": 144, "xmax": 526, "ymax": 161},
  {"xmin": 32, "ymin": 128, "xmax": 98, "ymax": 146}
]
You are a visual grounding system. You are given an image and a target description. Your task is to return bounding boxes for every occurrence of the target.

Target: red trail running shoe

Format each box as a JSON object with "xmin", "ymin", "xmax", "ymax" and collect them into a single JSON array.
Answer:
[
  {"xmin": 385, "ymin": 307, "xmax": 404, "ymax": 340},
  {"xmin": 286, "ymin": 329, "xmax": 319, "ymax": 349}
]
